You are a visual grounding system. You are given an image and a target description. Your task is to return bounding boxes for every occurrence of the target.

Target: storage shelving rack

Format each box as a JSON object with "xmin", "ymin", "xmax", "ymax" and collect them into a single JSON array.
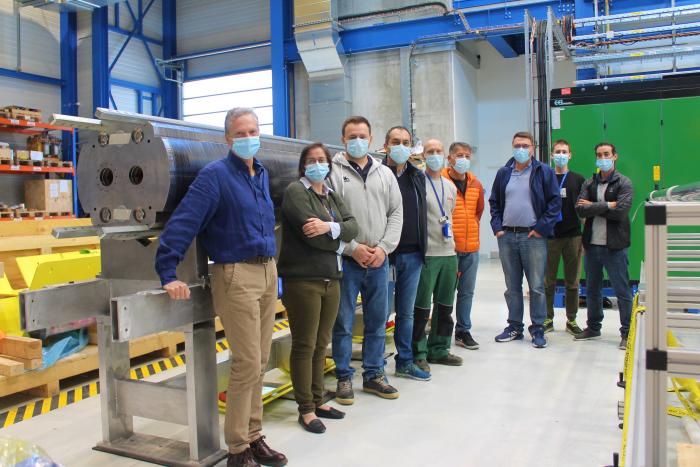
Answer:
[{"xmin": 0, "ymin": 116, "xmax": 78, "ymax": 219}]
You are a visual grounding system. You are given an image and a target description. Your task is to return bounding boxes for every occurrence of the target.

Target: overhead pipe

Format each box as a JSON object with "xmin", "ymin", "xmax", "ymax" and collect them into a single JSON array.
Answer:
[{"xmin": 650, "ymin": 181, "xmax": 700, "ymax": 203}]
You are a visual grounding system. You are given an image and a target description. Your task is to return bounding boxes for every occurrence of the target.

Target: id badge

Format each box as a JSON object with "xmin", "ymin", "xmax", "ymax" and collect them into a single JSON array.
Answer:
[
  {"xmin": 560, "ymin": 187, "xmax": 567, "ymax": 198},
  {"xmin": 439, "ymin": 215, "xmax": 449, "ymax": 224},
  {"xmin": 442, "ymin": 222, "xmax": 452, "ymax": 239}
]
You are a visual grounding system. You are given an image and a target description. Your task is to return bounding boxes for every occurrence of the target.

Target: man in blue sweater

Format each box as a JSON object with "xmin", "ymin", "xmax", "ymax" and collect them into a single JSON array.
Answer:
[
  {"xmin": 155, "ymin": 108, "xmax": 287, "ymax": 467},
  {"xmin": 489, "ymin": 131, "xmax": 561, "ymax": 349}
]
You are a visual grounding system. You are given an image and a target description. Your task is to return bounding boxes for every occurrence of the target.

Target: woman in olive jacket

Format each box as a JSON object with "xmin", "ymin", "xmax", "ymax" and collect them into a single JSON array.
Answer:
[{"xmin": 278, "ymin": 143, "xmax": 359, "ymax": 434}]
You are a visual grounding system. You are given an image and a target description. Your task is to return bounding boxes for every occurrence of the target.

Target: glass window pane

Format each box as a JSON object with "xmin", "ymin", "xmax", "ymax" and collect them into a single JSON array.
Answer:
[
  {"xmin": 183, "ymin": 112, "xmax": 227, "ymax": 128},
  {"xmin": 183, "ymin": 88, "xmax": 273, "ymax": 116},
  {"xmin": 259, "ymin": 124, "xmax": 273, "ymax": 135},
  {"xmin": 183, "ymin": 70, "xmax": 272, "ymax": 99}
]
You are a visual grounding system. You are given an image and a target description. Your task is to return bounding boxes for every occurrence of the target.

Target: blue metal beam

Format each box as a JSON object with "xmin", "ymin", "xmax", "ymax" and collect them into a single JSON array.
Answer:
[
  {"xmin": 285, "ymin": 2, "xmax": 567, "ymax": 61},
  {"xmin": 487, "ymin": 35, "xmax": 518, "ymax": 58},
  {"xmin": 92, "ymin": 7, "xmax": 110, "ymax": 111},
  {"xmin": 271, "ymin": 0, "xmax": 292, "ymax": 137},
  {"xmin": 109, "ymin": 0, "xmax": 155, "ymax": 73},
  {"xmin": 574, "ymin": 0, "xmax": 596, "ymax": 81},
  {"xmin": 110, "ymin": 77, "xmax": 160, "ymax": 94},
  {"xmin": 60, "ymin": 12, "xmax": 78, "ymax": 116},
  {"xmin": 162, "ymin": 0, "xmax": 178, "ymax": 118},
  {"xmin": 0, "ymin": 68, "xmax": 62, "ymax": 86},
  {"xmin": 108, "ymin": 26, "xmax": 163, "ymax": 46}
]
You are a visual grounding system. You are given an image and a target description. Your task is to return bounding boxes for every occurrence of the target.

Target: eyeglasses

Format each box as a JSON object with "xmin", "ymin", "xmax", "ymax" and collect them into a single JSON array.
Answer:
[{"xmin": 513, "ymin": 144, "xmax": 530, "ymax": 150}]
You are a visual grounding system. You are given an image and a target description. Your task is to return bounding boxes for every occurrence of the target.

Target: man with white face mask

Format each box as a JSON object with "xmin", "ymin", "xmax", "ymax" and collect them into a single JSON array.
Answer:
[
  {"xmin": 412, "ymin": 139, "xmax": 462, "ymax": 368},
  {"xmin": 443, "ymin": 142, "xmax": 485, "ymax": 350},
  {"xmin": 156, "ymin": 108, "xmax": 286, "ymax": 467},
  {"xmin": 327, "ymin": 116, "xmax": 403, "ymax": 405},
  {"xmin": 383, "ymin": 126, "xmax": 430, "ymax": 382},
  {"xmin": 544, "ymin": 139, "xmax": 585, "ymax": 336}
]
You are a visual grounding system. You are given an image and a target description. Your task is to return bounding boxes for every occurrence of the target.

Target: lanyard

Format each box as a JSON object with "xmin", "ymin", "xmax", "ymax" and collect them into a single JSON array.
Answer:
[
  {"xmin": 559, "ymin": 171, "xmax": 569, "ymax": 190},
  {"xmin": 428, "ymin": 176, "xmax": 446, "ymax": 218}
]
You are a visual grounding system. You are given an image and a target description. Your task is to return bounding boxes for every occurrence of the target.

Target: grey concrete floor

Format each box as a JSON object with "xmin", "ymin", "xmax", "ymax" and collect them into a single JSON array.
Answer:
[{"xmin": 1, "ymin": 259, "xmax": 627, "ymax": 467}]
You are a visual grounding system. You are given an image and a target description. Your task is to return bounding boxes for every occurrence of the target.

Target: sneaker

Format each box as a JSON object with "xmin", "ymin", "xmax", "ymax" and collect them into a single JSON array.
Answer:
[
  {"xmin": 428, "ymin": 353, "xmax": 463, "ymax": 366},
  {"xmin": 362, "ymin": 375, "xmax": 399, "ymax": 399},
  {"xmin": 495, "ymin": 325, "xmax": 524, "ymax": 343},
  {"xmin": 395, "ymin": 362, "xmax": 431, "ymax": 381},
  {"xmin": 543, "ymin": 319, "xmax": 554, "ymax": 334},
  {"xmin": 566, "ymin": 320, "xmax": 583, "ymax": 336},
  {"xmin": 335, "ymin": 378, "xmax": 354, "ymax": 405},
  {"xmin": 531, "ymin": 329, "xmax": 547, "ymax": 348},
  {"xmin": 619, "ymin": 337, "xmax": 628, "ymax": 350},
  {"xmin": 573, "ymin": 328, "xmax": 602, "ymax": 341},
  {"xmin": 455, "ymin": 331, "xmax": 479, "ymax": 350},
  {"xmin": 414, "ymin": 359, "xmax": 430, "ymax": 373}
]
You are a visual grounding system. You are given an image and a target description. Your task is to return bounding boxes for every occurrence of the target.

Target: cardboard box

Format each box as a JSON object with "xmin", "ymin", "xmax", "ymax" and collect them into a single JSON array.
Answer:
[
  {"xmin": 15, "ymin": 150, "xmax": 29, "ymax": 161},
  {"xmin": 24, "ymin": 180, "xmax": 73, "ymax": 214},
  {"xmin": 30, "ymin": 150, "xmax": 43, "ymax": 161},
  {"xmin": 0, "ymin": 147, "xmax": 12, "ymax": 160}
]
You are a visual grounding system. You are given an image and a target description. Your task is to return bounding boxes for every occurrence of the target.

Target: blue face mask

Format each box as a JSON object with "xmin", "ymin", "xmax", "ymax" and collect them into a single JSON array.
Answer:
[
  {"xmin": 596, "ymin": 158, "xmax": 614, "ymax": 172},
  {"xmin": 346, "ymin": 138, "xmax": 370, "ymax": 159},
  {"xmin": 305, "ymin": 162, "xmax": 330, "ymax": 183},
  {"xmin": 426, "ymin": 154, "xmax": 445, "ymax": 172},
  {"xmin": 513, "ymin": 148, "xmax": 530, "ymax": 164},
  {"xmin": 453, "ymin": 158, "xmax": 471, "ymax": 174},
  {"xmin": 232, "ymin": 136, "xmax": 261, "ymax": 159},
  {"xmin": 389, "ymin": 145, "xmax": 411, "ymax": 165},
  {"xmin": 552, "ymin": 154, "xmax": 569, "ymax": 168}
]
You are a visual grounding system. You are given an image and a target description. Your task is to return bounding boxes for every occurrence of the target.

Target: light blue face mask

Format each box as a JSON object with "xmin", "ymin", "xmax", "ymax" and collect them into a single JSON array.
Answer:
[
  {"xmin": 596, "ymin": 158, "xmax": 614, "ymax": 172},
  {"xmin": 552, "ymin": 154, "xmax": 569, "ymax": 168},
  {"xmin": 346, "ymin": 138, "xmax": 370, "ymax": 159},
  {"xmin": 513, "ymin": 148, "xmax": 530, "ymax": 164},
  {"xmin": 453, "ymin": 158, "xmax": 471, "ymax": 174},
  {"xmin": 305, "ymin": 162, "xmax": 330, "ymax": 182},
  {"xmin": 389, "ymin": 145, "xmax": 411, "ymax": 165},
  {"xmin": 426, "ymin": 154, "xmax": 445, "ymax": 172},
  {"xmin": 232, "ymin": 136, "xmax": 261, "ymax": 159}
]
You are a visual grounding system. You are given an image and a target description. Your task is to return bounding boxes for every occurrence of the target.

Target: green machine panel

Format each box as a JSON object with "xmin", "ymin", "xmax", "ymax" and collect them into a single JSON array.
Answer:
[{"xmin": 551, "ymin": 74, "xmax": 700, "ymax": 282}]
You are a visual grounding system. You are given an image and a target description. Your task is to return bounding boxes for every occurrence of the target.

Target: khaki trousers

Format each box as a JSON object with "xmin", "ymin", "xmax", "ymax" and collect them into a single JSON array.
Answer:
[{"xmin": 211, "ymin": 260, "xmax": 277, "ymax": 454}]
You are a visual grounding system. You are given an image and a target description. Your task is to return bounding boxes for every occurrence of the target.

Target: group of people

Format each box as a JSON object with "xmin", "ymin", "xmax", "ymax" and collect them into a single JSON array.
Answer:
[{"xmin": 154, "ymin": 107, "xmax": 634, "ymax": 467}]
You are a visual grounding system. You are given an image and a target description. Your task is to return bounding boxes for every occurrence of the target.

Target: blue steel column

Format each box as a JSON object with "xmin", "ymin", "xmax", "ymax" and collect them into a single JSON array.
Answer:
[
  {"xmin": 271, "ymin": 0, "xmax": 292, "ymax": 137},
  {"xmin": 162, "ymin": 0, "xmax": 179, "ymax": 118},
  {"xmin": 92, "ymin": 6, "xmax": 110, "ymax": 111},
  {"xmin": 574, "ymin": 0, "xmax": 597, "ymax": 81},
  {"xmin": 60, "ymin": 11, "xmax": 79, "ymax": 215}
]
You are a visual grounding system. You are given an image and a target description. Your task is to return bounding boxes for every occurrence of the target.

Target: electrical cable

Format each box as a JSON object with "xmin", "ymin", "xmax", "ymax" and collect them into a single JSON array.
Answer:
[{"xmin": 338, "ymin": 2, "xmax": 449, "ymax": 22}]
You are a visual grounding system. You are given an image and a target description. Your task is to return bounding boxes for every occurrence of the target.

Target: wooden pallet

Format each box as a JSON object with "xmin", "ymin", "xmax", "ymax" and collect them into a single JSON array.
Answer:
[
  {"xmin": 46, "ymin": 211, "xmax": 72, "ymax": 217},
  {"xmin": 0, "ymin": 336, "xmax": 43, "ymax": 377},
  {"xmin": 0, "ymin": 320, "xmax": 225, "ymax": 399},
  {"xmin": 42, "ymin": 158, "xmax": 60, "ymax": 167},
  {"xmin": 17, "ymin": 159, "xmax": 43, "ymax": 167},
  {"xmin": 59, "ymin": 161, "xmax": 73, "ymax": 168},
  {"xmin": 0, "ymin": 212, "xmax": 13, "ymax": 219},
  {"xmin": 1, "ymin": 106, "xmax": 42, "ymax": 122},
  {"xmin": 13, "ymin": 210, "xmax": 44, "ymax": 219},
  {"xmin": 0, "ymin": 158, "xmax": 12, "ymax": 166}
]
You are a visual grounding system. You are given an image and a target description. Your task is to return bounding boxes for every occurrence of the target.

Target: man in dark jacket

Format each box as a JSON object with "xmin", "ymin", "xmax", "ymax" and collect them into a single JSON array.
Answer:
[
  {"xmin": 574, "ymin": 142, "xmax": 634, "ymax": 350},
  {"xmin": 489, "ymin": 131, "xmax": 561, "ymax": 349},
  {"xmin": 383, "ymin": 126, "xmax": 431, "ymax": 381}
]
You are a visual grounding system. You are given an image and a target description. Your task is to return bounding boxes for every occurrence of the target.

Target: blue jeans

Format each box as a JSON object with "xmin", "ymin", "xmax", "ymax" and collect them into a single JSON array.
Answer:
[
  {"xmin": 497, "ymin": 231, "xmax": 547, "ymax": 333},
  {"xmin": 584, "ymin": 245, "xmax": 633, "ymax": 337},
  {"xmin": 387, "ymin": 252, "xmax": 423, "ymax": 367},
  {"xmin": 455, "ymin": 252, "xmax": 479, "ymax": 333},
  {"xmin": 332, "ymin": 258, "xmax": 389, "ymax": 381}
]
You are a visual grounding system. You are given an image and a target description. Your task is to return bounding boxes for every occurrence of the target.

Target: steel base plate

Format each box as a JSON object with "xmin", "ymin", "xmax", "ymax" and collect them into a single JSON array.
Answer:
[{"xmin": 94, "ymin": 433, "xmax": 227, "ymax": 467}]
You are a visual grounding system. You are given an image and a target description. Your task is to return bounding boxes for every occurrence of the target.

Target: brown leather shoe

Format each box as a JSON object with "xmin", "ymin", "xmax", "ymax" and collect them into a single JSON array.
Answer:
[
  {"xmin": 227, "ymin": 448, "xmax": 260, "ymax": 467},
  {"xmin": 249, "ymin": 436, "xmax": 288, "ymax": 467}
]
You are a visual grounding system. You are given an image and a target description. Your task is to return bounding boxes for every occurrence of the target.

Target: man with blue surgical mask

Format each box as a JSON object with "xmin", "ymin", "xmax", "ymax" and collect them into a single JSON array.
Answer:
[
  {"xmin": 411, "ymin": 139, "xmax": 462, "ymax": 368},
  {"xmin": 383, "ymin": 126, "xmax": 430, "ymax": 382},
  {"xmin": 156, "ymin": 108, "xmax": 287, "ymax": 467},
  {"xmin": 574, "ymin": 142, "xmax": 634, "ymax": 350},
  {"xmin": 544, "ymin": 140, "xmax": 586, "ymax": 336},
  {"xmin": 489, "ymin": 131, "xmax": 561, "ymax": 349},
  {"xmin": 328, "ymin": 116, "xmax": 403, "ymax": 405}
]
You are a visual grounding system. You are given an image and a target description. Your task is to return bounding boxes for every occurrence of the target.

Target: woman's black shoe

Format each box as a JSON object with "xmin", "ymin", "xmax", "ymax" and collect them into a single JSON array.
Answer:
[
  {"xmin": 298, "ymin": 415, "xmax": 326, "ymax": 434},
  {"xmin": 315, "ymin": 406, "xmax": 345, "ymax": 419}
]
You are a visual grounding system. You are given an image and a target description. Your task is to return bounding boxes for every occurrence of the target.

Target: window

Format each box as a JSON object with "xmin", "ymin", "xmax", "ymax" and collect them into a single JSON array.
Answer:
[{"xmin": 182, "ymin": 70, "xmax": 273, "ymax": 134}]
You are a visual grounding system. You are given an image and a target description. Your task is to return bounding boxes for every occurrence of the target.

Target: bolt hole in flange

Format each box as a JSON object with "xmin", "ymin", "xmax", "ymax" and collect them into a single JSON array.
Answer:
[
  {"xmin": 100, "ymin": 168, "xmax": 114, "ymax": 186},
  {"xmin": 129, "ymin": 166, "xmax": 144, "ymax": 185},
  {"xmin": 100, "ymin": 207, "xmax": 112, "ymax": 223}
]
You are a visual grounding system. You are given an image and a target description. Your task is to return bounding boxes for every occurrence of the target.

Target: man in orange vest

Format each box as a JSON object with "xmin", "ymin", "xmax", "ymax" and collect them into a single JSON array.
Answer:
[{"xmin": 443, "ymin": 142, "xmax": 485, "ymax": 350}]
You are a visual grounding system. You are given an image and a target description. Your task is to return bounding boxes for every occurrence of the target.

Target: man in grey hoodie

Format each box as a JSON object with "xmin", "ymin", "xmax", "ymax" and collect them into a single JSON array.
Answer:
[{"xmin": 328, "ymin": 116, "xmax": 403, "ymax": 405}]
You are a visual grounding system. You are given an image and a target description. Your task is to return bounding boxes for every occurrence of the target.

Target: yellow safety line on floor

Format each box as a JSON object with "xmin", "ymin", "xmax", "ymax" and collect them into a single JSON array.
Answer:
[{"xmin": 0, "ymin": 319, "xmax": 290, "ymax": 428}]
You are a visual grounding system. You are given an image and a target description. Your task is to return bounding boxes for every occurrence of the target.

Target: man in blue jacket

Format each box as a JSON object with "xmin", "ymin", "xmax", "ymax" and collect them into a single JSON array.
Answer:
[
  {"xmin": 155, "ymin": 108, "xmax": 287, "ymax": 467},
  {"xmin": 489, "ymin": 131, "xmax": 561, "ymax": 349}
]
